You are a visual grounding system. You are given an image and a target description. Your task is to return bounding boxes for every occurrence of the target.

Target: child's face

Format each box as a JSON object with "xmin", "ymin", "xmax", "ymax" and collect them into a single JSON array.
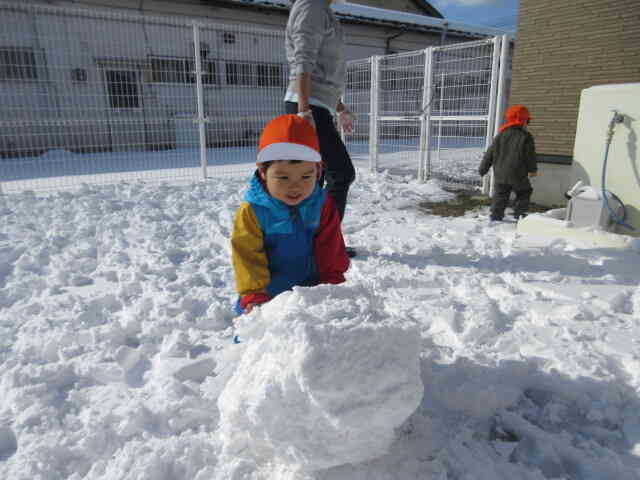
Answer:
[{"xmin": 260, "ymin": 160, "xmax": 318, "ymax": 206}]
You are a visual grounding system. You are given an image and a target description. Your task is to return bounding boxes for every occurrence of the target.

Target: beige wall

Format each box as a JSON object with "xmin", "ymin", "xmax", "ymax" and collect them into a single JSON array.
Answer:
[
  {"xmin": 509, "ymin": 0, "xmax": 640, "ymax": 159},
  {"xmin": 571, "ymin": 84, "xmax": 640, "ymax": 236}
]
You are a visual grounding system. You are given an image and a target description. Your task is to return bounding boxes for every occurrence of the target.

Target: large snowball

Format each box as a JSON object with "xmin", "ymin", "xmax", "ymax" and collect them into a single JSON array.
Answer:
[{"xmin": 216, "ymin": 285, "xmax": 423, "ymax": 473}]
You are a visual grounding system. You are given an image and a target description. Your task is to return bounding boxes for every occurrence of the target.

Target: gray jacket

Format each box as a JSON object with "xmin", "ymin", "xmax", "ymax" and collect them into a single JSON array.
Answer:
[
  {"xmin": 479, "ymin": 126, "xmax": 537, "ymax": 189},
  {"xmin": 285, "ymin": 0, "xmax": 346, "ymax": 110}
]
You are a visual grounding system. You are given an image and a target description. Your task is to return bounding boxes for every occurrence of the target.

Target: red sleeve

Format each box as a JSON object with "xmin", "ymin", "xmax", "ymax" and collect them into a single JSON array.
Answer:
[
  {"xmin": 240, "ymin": 293, "xmax": 270, "ymax": 310},
  {"xmin": 314, "ymin": 194, "xmax": 349, "ymax": 284}
]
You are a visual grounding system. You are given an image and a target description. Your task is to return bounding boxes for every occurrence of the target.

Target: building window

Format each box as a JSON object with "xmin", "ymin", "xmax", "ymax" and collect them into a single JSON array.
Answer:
[
  {"xmin": 105, "ymin": 70, "xmax": 139, "ymax": 109},
  {"xmin": 151, "ymin": 57, "xmax": 217, "ymax": 85},
  {"xmin": 256, "ymin": 64, "xmax": 283, "ymax": 87},
  {"xmin": 151, "ymin": 58, "xmax": 183, "ymax": 84},
  {"xmin": 222, "ymin": 32, "xmax": 236, "ymax": 45},
  {"xmin": 226, "ymin": 62, "xmax": 284, "ymax": 87},
  {"xmin": 225, "ymin": 62, "xmax": 253, "ymax": 86},
  {"xmin": 380, "ymin": 68, "xmax": 423, "ymax": 92},
  {"xmin": 0, "ymin": 47, "xmax": 37, "ymax": 80},
  {"xmin": 346, "ymin": 69, "xmax": 371, "ymax": 90},
  {"xmin": 198, "ymin": 60, "xmax": 217, "ymax": 85}
]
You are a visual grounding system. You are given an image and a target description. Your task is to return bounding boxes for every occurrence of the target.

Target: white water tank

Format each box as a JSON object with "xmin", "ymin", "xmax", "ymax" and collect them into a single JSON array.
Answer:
[
  {"xmin": 565, "ymin": 185, "xmax": 621, "ymax": 230},
  {"xmin": 571, "ymin": 83, "xmax": 640, "ymax": 236}
]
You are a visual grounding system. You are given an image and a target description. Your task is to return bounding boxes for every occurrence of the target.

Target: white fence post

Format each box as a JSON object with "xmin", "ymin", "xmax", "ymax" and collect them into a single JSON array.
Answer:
[
  {"xmin": 369, "ymin": 56, "xmax": 380, "ymax": 173},
  {"xmin": 493, "ymin": 34, "xmax": 510, "ymax": 137},
  {"xmin": 483, "ymin": 36, "xmax": 502, "ymax": 196},
  {"xmin": 485, "ymin": 34, "xmax": 511, "ymax": 196},
  {"xmin": 418, "ymin": 47, "xmax": 433, "ymax": 182},
  {"xmin": 192, "ymin": 22, "xmax": 208, "ymax": 181},
  {"xmin": 435, "ymin": 69, "xmax": 445, "ymax": 176}
]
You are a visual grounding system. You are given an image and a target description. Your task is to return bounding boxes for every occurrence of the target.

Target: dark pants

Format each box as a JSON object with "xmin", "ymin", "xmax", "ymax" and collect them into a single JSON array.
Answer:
[
  {"xmin": 491, "ymin": 183, "xmax": 533, "ymax": 220},
  {"xmin": 285, "ymin": 101, "xmax": 355, "ymax": 220}
]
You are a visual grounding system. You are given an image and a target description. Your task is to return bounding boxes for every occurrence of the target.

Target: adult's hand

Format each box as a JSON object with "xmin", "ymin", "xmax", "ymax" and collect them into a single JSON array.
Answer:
[
  {"xmin": 337, "ymin": 109, "xmax": 355, "ymax": 133},
  {"xmin": 297, "ymin": 110, "xmax": 316, "ymax": 130}
]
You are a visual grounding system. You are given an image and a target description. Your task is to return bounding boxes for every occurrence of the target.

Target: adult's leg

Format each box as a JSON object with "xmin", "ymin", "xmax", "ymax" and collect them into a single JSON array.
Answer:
[
  {"xmin": 284, "ymin": 101, "xmax": 298, "ymax": 115},
  {"xmin": 491, "ymin": 183, "xmax": 512, "ymax": 221},
  {"xmin": 513, "ymin": 186, "xmax": 533, "ymax": 219},
  {"xmin": 284, "ymin": 102, "xmax": 355, "ymax": 220}
]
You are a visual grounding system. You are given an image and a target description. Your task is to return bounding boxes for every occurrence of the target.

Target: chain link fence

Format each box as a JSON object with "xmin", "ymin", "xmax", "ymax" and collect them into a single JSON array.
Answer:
[
  {"xmin": 0, "ymin": 1, "xmax": 509, "ymax": 193},
  {"xmin": 0, "ymin": 2, "xmax": 287, "ymax": 192},
  {"xmin": 344, "ymin": 36, "xmax": 510, "ymax": 190}
]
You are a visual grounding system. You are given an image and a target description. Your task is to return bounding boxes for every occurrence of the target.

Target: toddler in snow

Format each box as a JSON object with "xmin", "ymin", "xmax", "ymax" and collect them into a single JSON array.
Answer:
[
  {"xmin": 231, "ymin": 114, "xmax": 350, "ymax": 314},
  {"xmin": 479, "ymin": 104, "xmax": 538, "ymax": 221}
]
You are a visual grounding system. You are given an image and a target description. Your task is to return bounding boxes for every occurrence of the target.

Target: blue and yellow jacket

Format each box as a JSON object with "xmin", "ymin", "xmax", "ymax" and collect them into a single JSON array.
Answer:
[{"xmin": 232, "ymin": 172, "xmax": 349, "ymax": 313}]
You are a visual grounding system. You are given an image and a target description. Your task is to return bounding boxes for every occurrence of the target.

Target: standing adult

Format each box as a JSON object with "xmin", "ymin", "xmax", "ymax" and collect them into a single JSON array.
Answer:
[{"xmin": 284, "ymin": 0, "xmax": 356, "ymax": 246}]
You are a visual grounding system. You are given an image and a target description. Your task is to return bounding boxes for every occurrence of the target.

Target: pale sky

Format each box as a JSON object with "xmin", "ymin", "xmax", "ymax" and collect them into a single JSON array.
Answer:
[{"xmin": 431, "ymin": 0, "xmax": 520, "ymax": 31}]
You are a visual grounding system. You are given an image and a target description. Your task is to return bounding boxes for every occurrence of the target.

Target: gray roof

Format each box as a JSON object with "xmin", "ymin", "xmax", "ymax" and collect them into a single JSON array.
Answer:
[{"xmin": 221, "ymin": 0, "xmax": 510, "ymax": 38}]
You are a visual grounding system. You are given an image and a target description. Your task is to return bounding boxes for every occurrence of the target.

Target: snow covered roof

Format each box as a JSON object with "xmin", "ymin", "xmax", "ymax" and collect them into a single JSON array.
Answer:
[
  {"xmin": 223, "ymin": 0, "xmax": 510, "ymax": 39},
  {"xmin": 405, "ymin": 0, "xmax": 444, "ymax": 18}
]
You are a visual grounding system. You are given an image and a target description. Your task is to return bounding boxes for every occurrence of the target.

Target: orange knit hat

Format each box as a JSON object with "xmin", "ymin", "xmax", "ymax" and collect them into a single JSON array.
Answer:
[
  {"xmin": 257, "ymin": 114, "xmax": 321, "ymax": 164},
  {"xmin": 498, "ymin": 105, "xmax": 531, "ymax": 133}
]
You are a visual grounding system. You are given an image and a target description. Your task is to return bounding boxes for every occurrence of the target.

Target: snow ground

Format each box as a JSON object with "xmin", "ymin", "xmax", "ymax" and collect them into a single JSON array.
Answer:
[
  {"xmin": 1, "ymin": 137, "xmax": 485, "ymax": 193},
  {"xmin": 1, "ymin": 170, "xmax": 640, "ymax": 479}
]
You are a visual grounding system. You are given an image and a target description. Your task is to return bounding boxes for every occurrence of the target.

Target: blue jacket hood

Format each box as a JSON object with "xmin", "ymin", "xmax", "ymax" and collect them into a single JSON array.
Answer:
[{"xmin": 245, "ymin": 171, "xmax": 324, "ymax": 232}]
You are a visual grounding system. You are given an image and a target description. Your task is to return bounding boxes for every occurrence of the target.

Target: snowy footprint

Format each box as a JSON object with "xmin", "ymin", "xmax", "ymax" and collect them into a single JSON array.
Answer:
[{"xmin": 0, "ymin": 427, "xmax": 17, "ymax": 461}]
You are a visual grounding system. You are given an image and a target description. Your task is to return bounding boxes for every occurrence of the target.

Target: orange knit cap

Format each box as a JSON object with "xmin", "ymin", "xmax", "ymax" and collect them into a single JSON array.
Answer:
[
  {"xmin": 498, "ymin": 105, "xmax": 531, "ymax": 133},
  {"xmin": 257, "ymin": 114, "xmax": 321, "ymax": 164}
]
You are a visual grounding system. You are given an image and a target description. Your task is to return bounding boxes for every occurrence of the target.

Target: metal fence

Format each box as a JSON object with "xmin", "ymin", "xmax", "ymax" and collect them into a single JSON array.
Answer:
[
  {"xmin": 0, "ymin": 1, "xmax": 509, "ymax": 193},
  {"xmin": 341, "ymin": 57, "xmax": 372, "ymax": 167},
  {"xmin": 0, "ymin": 2, "xmax": 287, "ymax": 192},
  {"xmin": 344, "ymin": 36, "xmax": 510, "ymax": 190}
]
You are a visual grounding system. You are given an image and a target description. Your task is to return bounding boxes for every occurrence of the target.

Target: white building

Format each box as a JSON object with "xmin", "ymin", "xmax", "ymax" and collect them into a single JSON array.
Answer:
[{"xmin": 0, "ymin": 0, "xmax": 507, "ymax": 159}]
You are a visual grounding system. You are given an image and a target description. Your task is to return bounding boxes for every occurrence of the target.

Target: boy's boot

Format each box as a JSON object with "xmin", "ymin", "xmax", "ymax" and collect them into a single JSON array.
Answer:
[
  {"xmin": 512, "ymin": 187, "xmax": 533, "ymax": 221},
  {"xmin": 490, "ymin": 183, "xmax": 511, "ymax": 222}
]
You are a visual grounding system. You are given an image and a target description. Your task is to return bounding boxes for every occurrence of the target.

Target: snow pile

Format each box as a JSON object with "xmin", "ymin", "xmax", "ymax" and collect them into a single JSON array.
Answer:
[{"xmin": 215, "ymin": 286, "xmax": 423, "ymax": 476}]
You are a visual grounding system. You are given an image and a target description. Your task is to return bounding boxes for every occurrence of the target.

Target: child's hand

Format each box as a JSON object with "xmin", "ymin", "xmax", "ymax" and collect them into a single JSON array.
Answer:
[{"xmin": 528, "ymin": 171, "xmax": 538, "ymax": 177}]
